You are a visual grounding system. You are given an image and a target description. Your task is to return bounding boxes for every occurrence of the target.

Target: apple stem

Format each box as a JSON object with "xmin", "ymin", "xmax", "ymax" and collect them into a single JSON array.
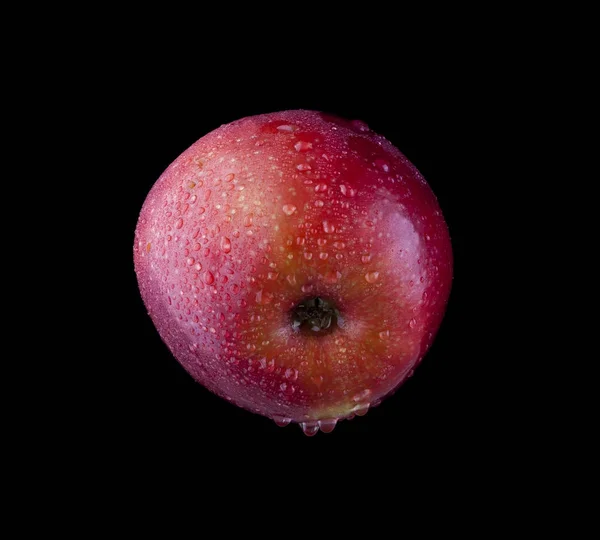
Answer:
[{"xmin": 290, "ymin": 296, "xmax": 340, "ymax": 336}]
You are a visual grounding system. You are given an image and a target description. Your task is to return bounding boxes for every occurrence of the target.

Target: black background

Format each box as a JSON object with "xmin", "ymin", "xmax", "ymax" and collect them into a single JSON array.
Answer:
[
  {"xmin": 103, "ymin": 82, "xmax": 505, "ymax": 454},
  {"xmin": 11, "ymin": 8, "xmax": 582, "ymax": 530},
  {"xmin": 58, "ymin": 37, "xmax": 532, "ymax": 489}
]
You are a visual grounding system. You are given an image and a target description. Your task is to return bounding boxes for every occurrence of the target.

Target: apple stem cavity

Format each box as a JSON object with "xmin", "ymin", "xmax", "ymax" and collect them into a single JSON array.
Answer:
[{"xmin": 290, "ymin": 296, "xmax": 341, "ymax": 336}]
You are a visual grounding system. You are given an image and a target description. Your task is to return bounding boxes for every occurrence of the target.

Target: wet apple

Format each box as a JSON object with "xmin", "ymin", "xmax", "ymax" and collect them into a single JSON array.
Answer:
[{"xmin": 134, "ymin": 110, "xmax": 453, "ymax": 435}]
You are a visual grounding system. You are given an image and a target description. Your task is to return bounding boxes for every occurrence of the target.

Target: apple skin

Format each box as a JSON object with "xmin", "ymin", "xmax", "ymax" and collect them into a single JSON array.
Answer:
[{"xmin": 134, "ymin": 110, "xmax": 452, "ymax": 434}]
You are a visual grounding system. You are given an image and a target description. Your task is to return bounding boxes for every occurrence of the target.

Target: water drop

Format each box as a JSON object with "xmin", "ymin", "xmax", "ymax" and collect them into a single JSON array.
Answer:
[
  {"xmin": 317, "ymin": 238, "xmax": 327, "ymax": 246},
  {"xmin": 351, "ymin": 119, "xmax": 370, "ymax": 132},
  {"xmin": 365, "ymin": 271, "xmax": 380, "ymax": 283},
  {"xmin": 194, "ymin": 263, "xmax": 202, "ymax": 271},
  {"xmin": 285, "ymin": 368, "xmax": 299, "ymax": 381},
  {"xmin": 282, "ymin": 204, "xmax": 297, "ymax": 216},
  {"xmin": 354, "ymin": 403, "xmax": 370, "ymax": 416},
  {"xmin": 300, "ymin": 422, "xmax": 319, "ymax": 437},
  {"xmin": 353, "ymin": 389, "xmax": 372, "ymax": 402},
  {"xmin": 324, "ymin": 270, "xmax": 341, "ymax": 283},
  {"xmin": 204, "ymin": 271, "xmax": 215, "ymax": 284},
  {"xmin": 314, "ymin": 200, "xmax": 324, "ymax": 207},
  {"xmin": 244, "ymin": 213, "xmax": 253, "ymax": 227},
  {"xmin": 301, "ymin": 283, "xmax": 313, "ymax": 293},
  {"xmin": 267, "ymin": 271, "xmax": 279, "ymax": 280},
  {"xmin": 318, "ymin": 419, "xmax": 338, "ymax": 433},
  {"xmin": 374, "ymin": 159, "xmax": 389, "ymax": 172},
  {"xmin": 322, "ymin": 220, "xmax": 335, "ymax": 233},
  {"xmin": 303, "ymin": 252, "xmax": 313, "ymax": 260},
  {"xmin": 187, "ymin": 257, "xmax": 195, "ymax": 266},
  {"xmin": 294, "ymin": 141, "xmax": 313, "ymax": 152},
  {"xmin": 319, "ymin": 252, "xmax": 329, "ymax": 260},
  {"xmin": 273, "ymin": 416, "xmax": 292, "ymax": 427},
  {"xmin": 409, "ymin": 318, "xmax": 416, "ymax": 328},
  {"xmin": 314, "ymin": 183, "xmax": 328, "ymax": 193},
  {"xmin": 175, "ymin": 218, "xmax": 184, "ymax": 229},
  {"xmin": 361, "ymin": 254, "xmax": 371, "ymax": 264},
  {"xmin": 225, "ymin": 173, "xmax": 235, "ymax": 182},
  {"xmin": 276, "ymin": 124, "xmax": 296, "ymax": 132},
  {"xmin": 286, "ymin": 274, "xmax": 297, "ymax": 286},
  {"xmin": 379, "ymin": 330, "xmax": 390, "ymax": 340},
  {"xmin": 220, "ymin": 237, "xmax": 232, "ymax": 253},
  {"xmin": 332, "ymin": 241, "xmax": 345, "ymax": 249},
  {"xmin": 296, "ymin": 163, "xmax": 311, "ymax": 171}
]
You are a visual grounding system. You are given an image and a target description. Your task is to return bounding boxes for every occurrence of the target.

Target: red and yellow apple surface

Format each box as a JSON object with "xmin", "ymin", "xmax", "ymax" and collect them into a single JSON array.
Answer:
[{"xmin": 134, "ymin": 110, "xmax": 452, "ymax": 435}]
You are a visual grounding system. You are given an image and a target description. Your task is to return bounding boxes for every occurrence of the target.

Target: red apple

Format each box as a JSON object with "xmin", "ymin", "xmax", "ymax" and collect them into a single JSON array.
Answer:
[{"xmin": 134, "ymin": 110, "xmax": 452, "ymax": 435}]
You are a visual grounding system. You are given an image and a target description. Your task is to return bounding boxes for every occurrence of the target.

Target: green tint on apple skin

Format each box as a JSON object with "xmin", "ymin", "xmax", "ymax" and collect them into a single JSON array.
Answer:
[{"xmin": 134, "ymin": 110, "xmax": 453, "ymax": 436}]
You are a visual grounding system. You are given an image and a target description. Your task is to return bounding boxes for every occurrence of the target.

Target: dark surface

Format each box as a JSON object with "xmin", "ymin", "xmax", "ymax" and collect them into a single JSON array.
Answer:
[{"xmin": 71, "ymin": 53, "xmax": 522, "ymax": 481}]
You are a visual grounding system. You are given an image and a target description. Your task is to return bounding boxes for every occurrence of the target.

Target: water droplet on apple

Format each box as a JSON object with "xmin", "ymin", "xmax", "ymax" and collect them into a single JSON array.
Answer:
[
  {"xmin": 296, "ymin": 237, "xmax": 305, "ymax": 246},
  {"xmin": 301, "ymin": 283, "xmax": 313, "ymax": 293},
  {"xmin": 332, "ymin": 241, "xmax": 345, "ymax": 249},
  {"xmin": 314, "ymin": 183, "xmax": 328, "ymax": 193},
  {"xmin": 379, "ymin": 330, "xmax": 390, "ymax": 340},
  {"xmin": 198, "ymin": 207, "xmax": 206, "ymax": 214},
  {"xmin": 374, "ymin": 159, "xmax": 389, "ymax": 172},
  {"xmin": 317, "ymin": 238, "xmax": 327, "ymax": 246},
  {"xmin": 361, "ymin": 254, "xmax": 372, "ymax": 264},
  {"xmin": 296, "ymin": 163, "xmax": 311, "ymax": 171},
  {"xmin": 353, "ymin": 389, "xmax": 372, "ymax": 402},
  {"xmin": 365, "ymin": 271, "xmax": 380, "ymax": 283},
  {"xmin": 243, "ymin": 213, "xmax": 253, "ymax": 227},
  {"xmin": 175, "ymin": 218, "xmax": 184, "ymax": 229},
  {"xmin": 294, "ymin": 141, "xmax": 313, "ymax": 152},
  {"xmin": 187, "ymin": 257, "xmax": 195, "ymax": 266},
  {"xmin": 276, "ymin": 124, "xmax": 296, "ymax": 132},
  {"xmin": 267, "ymin": 271, "xmax": 279, "ymax": 280},
  {"xmin": 285, "ymin": 368, "xmax": 299, "ymax": 381},
  {"xmin": 220, "ymin": 237, "xmax": 232, "ymax": 253},
  {"xmin": 314, "ymin": 200, "xmax": 324, "ymax": 207},
  {"xmin": 225, "ymin": 173, "xmax": 235, "ymax": 182},
  {"xmin": 351, "ymin": 119, "xmax": 370, "ymax": 132},
  {"xmin": 318, "ymin": 419, "xmax": 338, "ymax": 433},
  {"xmin": 273, "ymin": 416, "xmax": 292, "ymax": 427},
  {"xmin": 409, "ymin": 318, "xmax": 416, "ymax": 328},
  {"xmin": 204, "ymin": 271, "xmax": 215, "ymax": 284},
  {"xmin": 300, "ymin": 422, "xmax": 319, "ymax": 436},
  {"xmin": 304, "ymin": 252, "xmax": 313, "ymax": 260},
  {"xmin": 282, "ymin": 204, "xmax": 297, "ymax": 216},
  {"xmin": 319, "ymin": 252, "xmax": 329, "ymax": 260},
  {"xmin": 194, "ymin": 263, "xmax": 202, "ymax": 271},
  {"xmin": 322, "ymin": 220, "xmax": 335, "ymax": 233},
  {"xmin": 286, "ymin": 274, "xmax": 297, "ymax": 285},
  {"xmin": 324, "ymin": 270, "xmax": 341, "ymax": 283},
  {"xmin": 354, "ymin": 403, "xmax": 370, "ymax": 416}
]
